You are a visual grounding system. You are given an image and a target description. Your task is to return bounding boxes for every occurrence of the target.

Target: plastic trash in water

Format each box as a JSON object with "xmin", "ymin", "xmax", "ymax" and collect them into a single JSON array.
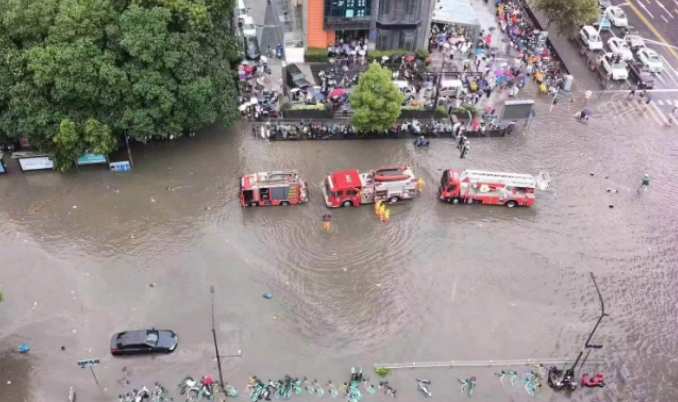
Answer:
[
  {"xmin": 262, "ymin": 292, "xmax": 272, "ymax": 299},
  {"xmin": 18, "ymin": 344, "xmax": 29, "ymax": 353}
]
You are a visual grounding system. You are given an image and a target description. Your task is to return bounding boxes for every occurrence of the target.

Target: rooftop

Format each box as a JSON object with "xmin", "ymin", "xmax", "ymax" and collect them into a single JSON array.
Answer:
[{"xmin": 432, "ymin": 0, "xmax": 480, "ymax": 27}]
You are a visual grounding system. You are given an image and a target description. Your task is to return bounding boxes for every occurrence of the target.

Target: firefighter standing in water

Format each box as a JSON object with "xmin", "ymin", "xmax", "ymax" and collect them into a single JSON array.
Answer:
[
  {"xmin": 322, "ymin": 213, "xmax": 332, "ymax": 231},
  {"xmin": 640, "ymin": 174, "xmax": 650, "ymax": 190}
]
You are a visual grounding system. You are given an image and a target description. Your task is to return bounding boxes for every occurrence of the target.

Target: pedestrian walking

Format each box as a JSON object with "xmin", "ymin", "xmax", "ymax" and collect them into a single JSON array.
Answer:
[
  {"xmin": 584, "ymin": 90, "xmax": 592, "ymax": 104},
  {"xmin": 628, "ymin": 85, "xmax": 636, "ymax": 98}
]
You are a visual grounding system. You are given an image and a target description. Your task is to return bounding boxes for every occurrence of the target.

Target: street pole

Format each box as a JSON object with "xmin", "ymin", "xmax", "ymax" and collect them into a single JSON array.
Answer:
[
  {"xmin": 210, "ymin": 286, "xmax": 226, "ymax": 393},
  {"xmin": 90, "ymin": 366, "xmax": 99, "ymax": 385},
  {"xmin": 569, "ymin": 272, "xmax": 609, "ymax": 371},
  {"xmin": 125, "ymin": 134, "xmax": 134, "ymax": 167}
]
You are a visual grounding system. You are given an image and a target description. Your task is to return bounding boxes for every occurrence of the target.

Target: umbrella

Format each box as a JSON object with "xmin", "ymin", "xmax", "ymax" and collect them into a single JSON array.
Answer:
[
  {"xmin": 241, "ymin": 60, "xmax": 250, "ymax": 66},
  {"xmin": 329, "ymin": 88, "xmax": 344, "ymax": 98},
  {"xmin": 488, "ymin": 27, "xmax": 496, "ymax": 32},
  {"xmin": 260, "ymin": 55, "xmax": 268, "ymax": 63},
  {"xmin": 494, "ymin": 69, "xmax": 504, "ymax": 76},
  {"xmin": 314, "ymin": 92, "xmax": 325, "ymax": 100},
  {"xmin": 443, "ymin": 42, "xmax": 451, "ymax": 49},
  {"xmin": 290, "ymin": 88, "xmax": 300, "ymax": 93},
  {"xmin": 381, "ymin": 55, "xmax": 390, "ymax": 61},
  {"xmin": 405, "ymin": 55, "xmax": 415, "ymax": 62},
  {"xmin": 250, "ymin": 96, "xmax": 258, "ymax": 104},
  {"xmin": 358, "ymin": 50, "xmax": 366, "ymax": 56},
  {"xmin": 502, "ymin": 37, "xmax": 511, "ymax": 43},
  {"xmin": 582, "ymin": 108, "xmax": 591, "ymax": 116},
  {"xmin": 244, "ymin": 65, "xmax": 253, "ymax": 73},
  {"xmin": 238, "ymin": 104, "xmax": 247, "ymax": 111},
  {"xmin": 490, "ymin": 46, "xmax": 499, "ymax": 52}
]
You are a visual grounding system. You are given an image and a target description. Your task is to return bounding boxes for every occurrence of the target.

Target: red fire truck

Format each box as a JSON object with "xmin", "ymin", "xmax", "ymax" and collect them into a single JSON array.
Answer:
[
  {"xmin": 323, "ymin": 166, "xmax": 419, "ymax": 207},
  {"xmin": 239, "ymin": 170, "xmax": 309, "ymax": 207},
  {"xmin": 438, "ymin": 169, "xmax": 537, "ymax": 207}
]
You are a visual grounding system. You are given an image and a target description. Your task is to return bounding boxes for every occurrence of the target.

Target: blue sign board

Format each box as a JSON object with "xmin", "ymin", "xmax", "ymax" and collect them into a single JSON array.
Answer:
[
  {"xmin": 109, "ymin": 161, "xmax": 131, "ymax": 172},
  {"xmin": 0, "ymin": 160, "xmax": 5, "ymax": 174},
  {"xmin": 77, "ymin": 358, "xmax": 100, "ymax": 368},
  {"xmin": 77, "ymin": 153, "xmax": 107, "ymax": 165}
]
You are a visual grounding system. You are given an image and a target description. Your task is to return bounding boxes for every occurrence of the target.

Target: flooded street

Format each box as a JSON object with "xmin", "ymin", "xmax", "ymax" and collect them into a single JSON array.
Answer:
[{"xmin": 1, "ymin": 89, "xmax": 677, "ymax": 402}]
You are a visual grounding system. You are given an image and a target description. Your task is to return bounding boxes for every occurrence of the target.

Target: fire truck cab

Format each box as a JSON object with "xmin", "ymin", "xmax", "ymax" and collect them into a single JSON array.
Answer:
[
  {"xmin": 439, "ymin": 169, "xmax": 536, "ymax": 207},
  {"xmin": 239, "ymin": 170, "xmax": 309, "ymax": 207},
  {"xmin": 323, "ymin": 166, "xmax": 419, "ymax": 207}
]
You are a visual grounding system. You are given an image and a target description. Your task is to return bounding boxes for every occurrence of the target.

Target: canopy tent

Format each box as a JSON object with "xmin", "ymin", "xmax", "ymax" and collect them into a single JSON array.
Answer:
[
  {"xmin": 431, "ymin": 0, "xmax": 481, "ymax": 27},
  {"xmin": 430, "ymin": 0, "xmax": 481, "ymax": 55}
]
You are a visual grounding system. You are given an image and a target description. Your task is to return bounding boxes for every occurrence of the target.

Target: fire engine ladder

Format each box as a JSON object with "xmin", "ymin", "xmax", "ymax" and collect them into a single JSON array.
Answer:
[
  {"xmin": 287, "ymin": 184, "xmax": 298, "ymax": 200},
  {"xmin": 461, "ymin": 171, "xmax": 536, "ymax": 189},
  {"xmin": 373, "ymin": 358, "xmax": 602, "ymax": 369}
]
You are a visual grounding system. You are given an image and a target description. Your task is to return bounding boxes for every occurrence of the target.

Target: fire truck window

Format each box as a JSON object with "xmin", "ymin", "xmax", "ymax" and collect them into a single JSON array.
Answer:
[
  {"xmin": 270, "ymin": 187, "xmax": 285, "ymax": 200},
  {"xmin": 334, "ymin": 190, "xmax": 344, "ymax": 197},
  {"xmin": 448, "ymin": 184, "xmax": 457, "ymax": 191},
  {"xmin": 243, "ymin": 190, "xmax": 254, "ymax": 203}
]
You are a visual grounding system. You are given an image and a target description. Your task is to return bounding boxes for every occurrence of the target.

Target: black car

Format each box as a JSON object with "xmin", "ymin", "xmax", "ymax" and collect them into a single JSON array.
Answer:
[
  {"xmin": 243, "ymin": 36, "xmax": 260, "ymax": 60},
  {"xmin": 628, "ymin": 62, "xmax": 655, "ymax": 89},
  {"xmin": 110, "ymin": 329, "xmax": 178, "ymax": 356},
  {"xmin": 286, "ymin": 63, "xmax": 311, "ymax": 89}
]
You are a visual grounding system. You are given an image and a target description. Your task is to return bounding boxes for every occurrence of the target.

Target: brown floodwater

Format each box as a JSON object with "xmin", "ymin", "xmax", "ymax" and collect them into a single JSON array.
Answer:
[{"xmin": 0, "ymin": 90, "xmax": 677, "ymax": 402}]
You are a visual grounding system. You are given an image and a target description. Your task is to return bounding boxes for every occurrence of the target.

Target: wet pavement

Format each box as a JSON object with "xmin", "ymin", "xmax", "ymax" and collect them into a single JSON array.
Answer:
[{"xmin": 1, "ymin": 77, "xmax": 677, "ymax": 402}]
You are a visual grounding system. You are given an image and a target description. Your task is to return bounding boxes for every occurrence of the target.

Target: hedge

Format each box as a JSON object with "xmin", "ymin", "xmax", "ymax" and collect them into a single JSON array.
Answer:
[{"xmin": 305, "ymin": 47, "xmax": 329, "ymax": 63}]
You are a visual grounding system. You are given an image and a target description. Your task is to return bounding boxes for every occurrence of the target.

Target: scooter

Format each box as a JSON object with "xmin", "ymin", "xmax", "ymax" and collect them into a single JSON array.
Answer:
[
  {"xmin": 413, "ymin": 139, "xmax": 430, "ymax": 147},
  {"xmin": 581, "ymin": 372, "xmax": 604, "ymax": 388}
]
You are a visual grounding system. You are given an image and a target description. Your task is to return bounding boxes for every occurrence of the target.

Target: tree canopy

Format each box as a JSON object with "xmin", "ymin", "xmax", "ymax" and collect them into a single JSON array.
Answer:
[
  {"xmin": 349, "ymin": 63, "xmax": 404, "ymax": 133},
  {"xmin": 534, "ymin": 0, "xmax": 600, "ymax": 38},
  {"xmin": 0, "ymin": 0, "xmax": 240, "ymax": 170}
]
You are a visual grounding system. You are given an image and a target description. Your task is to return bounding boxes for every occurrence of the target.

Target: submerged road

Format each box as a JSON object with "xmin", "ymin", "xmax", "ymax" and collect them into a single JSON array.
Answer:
[{"xmin": 0, "ymin": 79, "xmax": 677, "ymax": 402}]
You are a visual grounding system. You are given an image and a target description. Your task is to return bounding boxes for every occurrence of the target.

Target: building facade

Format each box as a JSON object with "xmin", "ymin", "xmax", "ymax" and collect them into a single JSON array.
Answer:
[{"xmin": 304, "ymin": 0, "xmax": 434, "ymax": 51}]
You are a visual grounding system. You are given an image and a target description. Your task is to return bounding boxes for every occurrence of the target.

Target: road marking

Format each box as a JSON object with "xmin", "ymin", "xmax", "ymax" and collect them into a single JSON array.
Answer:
[
  {"xmin": 627, "ymin": 1, "xmax": 678, "ymax": 62},
  {"xmin": 655, "ymin": 73, "xmax": 666, "ymax": 83},
  {"xmin": 450, "ymin": 276, "xmax": 458, "ymax": 303},
  {"xmin": 661, "ymin": 15, "xmax": 669, "ymax": 22},
  {"xmin": 666, "ymin": 99, "xmax": 673, "ymax": 104},
  {"xmin": 651, "ymin": 101, "xmax": 671, "ymax": 124},
  {"xmin": 657, "ymin": 0, "xmax": 674, "ymax": 17},
  {"xmin": 658, "ymin": 100, "xmax": 665, "ymax": 104},
  {"xmin": 638, "ymin": 0, "xmax": 655, "ymax": 18}
]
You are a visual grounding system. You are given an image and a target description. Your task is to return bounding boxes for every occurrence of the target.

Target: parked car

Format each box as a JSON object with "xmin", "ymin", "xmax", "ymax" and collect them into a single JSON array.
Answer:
[
  {"xmin": 242, "ymin": 15, "xmax": 256, "ymax": 37},
  {"xmin": 592, "ymin": 13, "xmax": 612, "ymax": 30},
  {"xmin": 579, "ymin": 26, "xmax": 603, "ymax": 51},
  {"xmin": 624, "ymin": 34, "xmax": 646, "ymax": 51},
  {"xmin": 607, "ymin": 37, "xmax": 633, "ymax": 61},
  {"xmin": 636, "ymin": 48, "xmax": 663, "ymax": 73},
  {"xmin": 243, "ymin": 35, "xmax": 261, "ymax": 60},
  {"xmin": 597, "ymin": 53, "xmax": 628, "ymax": 81},
  {"xmin": 605, "ymin": 6, "xmax": 628, "ymax": 27},
  {"xmin": 286, "ymin": 63, "xmax": 311, "ymax": 89},
  {"xmin": 628, "ymin": 62, "xmax": 655, "ymax": 89},
  {"xmin": 110, "ymin": 329, "xmax": 178, "ymax": 356}
]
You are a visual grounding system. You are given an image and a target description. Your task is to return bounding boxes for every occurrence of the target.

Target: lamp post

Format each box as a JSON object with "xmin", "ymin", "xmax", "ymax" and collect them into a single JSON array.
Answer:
[{"xmin": 210, "ymin": 286, "xmax": 226, "ymax": 394}]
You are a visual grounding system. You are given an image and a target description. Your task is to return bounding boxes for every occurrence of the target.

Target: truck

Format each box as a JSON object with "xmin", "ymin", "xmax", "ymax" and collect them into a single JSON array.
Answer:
[
  {"xmin": 438, "ymin": 169, "xmax": 537, "ymax": 207},
  {"xmin": 323, "ymin": 166, "xmax": 419, "ymax": 207},
  {"xmin": 239, "ymin": 170, "xmax": 309, "ymax": 207}
]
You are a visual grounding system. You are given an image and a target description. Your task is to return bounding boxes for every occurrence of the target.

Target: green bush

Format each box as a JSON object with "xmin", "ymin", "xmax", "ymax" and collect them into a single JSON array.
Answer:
[
  {"xmin": 436, "ymin": 105, "xmax": 447, "ymax": 115},
  {"xmin": 280, "ymin": 102, "xmax": 292, "ymax": 111},
  {"xmin": 305, "ymin": 47, "xmax": 329, "ymax": 63},
  {"xmin": 289, "ymin": 103, "xmax": 326, "ymax": 110},
  {"xmin": 368, "ymin": 49, "xmax": 410, "ymax": 62},
  {"xmin": 400, "ymin": 105, "xmax": 425, "ymax": 111},
  {"xmin": 374, "ymin": 367, "xmax": 391, "ymax": 378},
  {"xmin": 453, "ymin": 103, "xmax": 478, "ymax": 118},
  {"xmin": 415, "ymin": 49, "xmax": 430, "ymax": 60}
]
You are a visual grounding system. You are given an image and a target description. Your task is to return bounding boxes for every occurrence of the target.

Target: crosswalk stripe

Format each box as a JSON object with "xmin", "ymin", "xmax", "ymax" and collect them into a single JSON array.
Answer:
[
  {"xmin": 651, "ymin": 102, "xmax": 670, "ymax": 125},
  {"xmin": 666, "ymin": 100, "xmax": 673, "ymax": 105},
  {"xmin": 628, "ymin": 100, "xmax": 664, "ymax": 126},
  {"xmin": 658, "ymin": 100, "xmax": 665, "ymax": 105}
]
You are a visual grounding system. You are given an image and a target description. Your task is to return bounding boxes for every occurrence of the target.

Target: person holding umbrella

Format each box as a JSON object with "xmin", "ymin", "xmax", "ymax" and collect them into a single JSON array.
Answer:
[{"xmin": 576, "ymin": 108, "xmax": 591, "ymax": 121}]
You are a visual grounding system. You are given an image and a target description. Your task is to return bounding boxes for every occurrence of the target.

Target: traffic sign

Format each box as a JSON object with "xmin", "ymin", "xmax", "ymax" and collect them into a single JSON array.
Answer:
[{"xmin": 77, "ymin": 358, "xmax": 100, "ymax": 368}]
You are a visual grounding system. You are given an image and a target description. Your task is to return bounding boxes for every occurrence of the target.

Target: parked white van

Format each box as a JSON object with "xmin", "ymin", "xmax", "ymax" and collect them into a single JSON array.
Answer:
[
  {"xmin": 439, "ymin": 79, "xmax": 464, "ymax": 98},
  {"xmin": 236, "ymin": 0, "xmax": 247, "ymax": 27},
  {"xmin": 242, "ymin": 15, "xmax": 256, "ymax": 37}
]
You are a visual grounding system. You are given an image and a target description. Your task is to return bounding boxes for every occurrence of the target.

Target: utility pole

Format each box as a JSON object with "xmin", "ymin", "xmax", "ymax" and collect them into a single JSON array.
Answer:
[{"xmin": 210, "ymin": 286, "xmax": 226, "ymax": 394}]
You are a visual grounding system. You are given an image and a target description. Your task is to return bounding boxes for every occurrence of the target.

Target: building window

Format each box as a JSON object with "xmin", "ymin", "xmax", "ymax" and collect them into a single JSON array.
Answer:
[
  {"xmin": 407, "ymin": 0, "xmax": 418, "ymax": 15},
  {"xmin": 325, "ymin": 0, "xmax": 371, "ymax": 19},
  {"xmin": 356, "ymin": 9, "xmax": 365, "ymax": 16}
]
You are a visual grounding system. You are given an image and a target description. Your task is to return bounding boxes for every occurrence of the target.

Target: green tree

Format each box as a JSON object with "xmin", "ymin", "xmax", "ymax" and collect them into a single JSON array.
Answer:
[
  {"xmin": 0, "ymin": 0, "xmax": 239, "ymax": 169},
  {"xmin": 349, "ymin": 63, "xmax": 404, "ymax": 133},
  {"xmin": 534, "ymin": 0, "xmax": 600, "ymax": 38}
]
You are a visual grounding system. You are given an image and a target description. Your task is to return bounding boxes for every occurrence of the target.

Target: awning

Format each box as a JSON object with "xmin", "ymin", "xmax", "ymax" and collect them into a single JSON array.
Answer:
[{"xmin": 431, "ymin": 0, "xmax": 480, "ymax": 27}]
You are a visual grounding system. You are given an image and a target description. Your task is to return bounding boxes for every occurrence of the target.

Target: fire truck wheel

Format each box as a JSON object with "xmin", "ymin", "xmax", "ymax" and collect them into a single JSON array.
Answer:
[
  {"xmin": 389, "ymin": 196, "xmax": 400, "ymax": 203},
  {"xmin": 342, "ymin": 200, "xmax": 353, "ymax": 207},
  {"xmin": 505, "ymin": 200, "xmax": 517, "ymax": 208},
  {"xmin": 249, "ymin": 202, "xmax": 258, "ymax": 207},
  {"xmin": 280, "ymin": 201, "xmax": 290, "ymax": 206},
  {"xmin": 449, "ymin": 197, "xmax": 461, "ymax": 205}
]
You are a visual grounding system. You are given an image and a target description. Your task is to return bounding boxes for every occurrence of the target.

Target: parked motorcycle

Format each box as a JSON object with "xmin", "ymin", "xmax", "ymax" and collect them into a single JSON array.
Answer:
[{"xmin": 581, "ymin": 372, "xmax": 604, "ymax": 388}]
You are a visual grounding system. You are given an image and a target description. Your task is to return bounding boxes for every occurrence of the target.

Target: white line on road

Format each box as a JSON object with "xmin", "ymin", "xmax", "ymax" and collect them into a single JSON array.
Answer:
[
  {"xmin": 656, "ymin": 0, "xmax": 675, "ymax": 17},
  {"xmin": 450, "ymin": 276, "xmax": 458, "ymax": 303},
  {"xmin": 655, "ymin": 73, "xmax": 666, "ymax": 84},
  {"xmin": 651, "ymin": 101, "xmax": 671, "ymax": 124},
  {"xmin": 674, "ymin": 0, "xmax": 678, "ymax": 7},
  {"xmin": 661, "ymin": 15, "xmax": 670, "ymax": 22},
  {"xmin": 659, "ymin": 100, "xmax": 665, "ymax": 105},
  {"xmin": 667, "ymin": 99, "xmax": 673, "ymax": 104},
  {"xmin": 640, "ymin": 2, "xmax": 656, "ymax": 18}
]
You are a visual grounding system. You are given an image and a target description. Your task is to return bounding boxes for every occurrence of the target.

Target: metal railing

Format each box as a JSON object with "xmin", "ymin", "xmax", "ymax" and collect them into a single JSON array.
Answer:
[{"xmin": 374, "ymin": 358, "xmax": 604, "ymax": 369}]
